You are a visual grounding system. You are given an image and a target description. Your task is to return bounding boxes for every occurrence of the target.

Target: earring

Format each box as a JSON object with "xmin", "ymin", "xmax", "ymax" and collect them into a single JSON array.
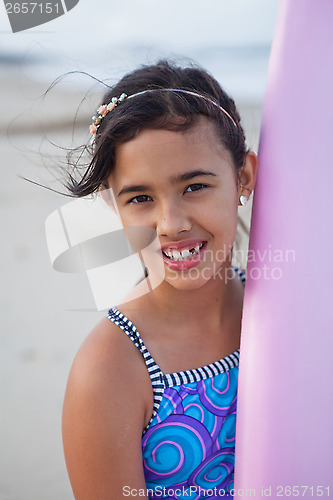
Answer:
[
  {"xmin": 239, "ymin": 185, "xmax": 251, "ymax": 206},
  {"xmin": 240, "ymin": 195, "xmax": 249, "ymax": 206}
]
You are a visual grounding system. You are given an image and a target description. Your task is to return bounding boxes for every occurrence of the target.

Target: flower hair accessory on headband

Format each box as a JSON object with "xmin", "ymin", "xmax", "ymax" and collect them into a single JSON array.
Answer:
[
  {"xmin": 89, "ymin": 88, "xmax": 237, "ymax": 137},
  {"xmin": 90, "ymin": 93, "xmax": 127, "ymax": 136}
]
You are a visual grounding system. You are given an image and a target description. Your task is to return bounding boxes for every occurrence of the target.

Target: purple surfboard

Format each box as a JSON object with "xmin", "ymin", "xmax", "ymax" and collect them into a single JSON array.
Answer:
[{"xmin": 235, "ymin": 0, "xmax": 333, "ymax": 496}]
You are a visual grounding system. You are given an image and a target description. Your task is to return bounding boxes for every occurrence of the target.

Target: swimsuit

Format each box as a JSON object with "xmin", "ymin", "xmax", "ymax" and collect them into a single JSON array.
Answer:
[{"xmin": 107, "ymin": 267, "xmax": 245, "ymax": 499}]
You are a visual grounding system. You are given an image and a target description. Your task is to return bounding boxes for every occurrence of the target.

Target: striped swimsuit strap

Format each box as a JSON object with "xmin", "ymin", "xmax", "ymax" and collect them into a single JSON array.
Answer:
[{"xmin": 106, "ymin": 307, "xmax": 165, "ymax": 431}]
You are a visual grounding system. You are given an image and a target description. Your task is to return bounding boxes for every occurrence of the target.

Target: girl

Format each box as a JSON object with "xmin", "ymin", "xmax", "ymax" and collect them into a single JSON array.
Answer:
[{"xmin": 62, "ymin": 60, "xmax": 257, "ymax": 499}]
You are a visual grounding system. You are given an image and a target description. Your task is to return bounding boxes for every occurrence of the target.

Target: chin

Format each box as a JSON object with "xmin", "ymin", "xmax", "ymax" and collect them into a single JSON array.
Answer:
[
  {"xmin": 145, "ymin": 259, "xmax": 222, "ymax": 292},
  {"xmin": 164, "ymin": 273, "xmax": 213, "ymax": 292}
]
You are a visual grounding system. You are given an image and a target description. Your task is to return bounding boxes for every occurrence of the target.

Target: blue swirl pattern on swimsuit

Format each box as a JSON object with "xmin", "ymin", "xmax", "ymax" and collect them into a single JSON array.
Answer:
[{"xmin": 142, "ymin": 368, "xmax": 238, "ymax": 499}]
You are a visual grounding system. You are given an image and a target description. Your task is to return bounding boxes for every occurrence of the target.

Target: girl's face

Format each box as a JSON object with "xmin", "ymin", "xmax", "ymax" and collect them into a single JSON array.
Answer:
[{"xmin": 106, "ymin": 117, "xmax": 239, "ymax": 291}]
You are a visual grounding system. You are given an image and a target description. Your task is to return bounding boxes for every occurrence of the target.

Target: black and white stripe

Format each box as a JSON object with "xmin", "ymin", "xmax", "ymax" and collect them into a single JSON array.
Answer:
[
  {"xmin": 234, "ymin": 266, "xmax": 246, "ymax": 284},
  {"xmin": 162, "ymin": 349, "xmax": 240, "ymax": 388},
  {"xmin": 106, "ymin": 307, "xmax": 165, "ymax": 434}
]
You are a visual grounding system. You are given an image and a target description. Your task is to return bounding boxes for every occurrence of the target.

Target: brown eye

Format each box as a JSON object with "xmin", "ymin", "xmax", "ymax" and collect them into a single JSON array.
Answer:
[
  {"xmin": 128, "ymin": 195, "xmax": 152, "ymax": 204},
  {"xmin": 185, "ymin": 183, "xmax": 208, "ymax": 193}
]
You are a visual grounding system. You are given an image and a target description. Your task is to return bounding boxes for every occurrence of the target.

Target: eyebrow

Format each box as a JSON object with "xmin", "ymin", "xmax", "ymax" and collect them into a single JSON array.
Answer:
[{"xmin": 117, "ymin": 170, "xmax": 217, "ymax": 196}]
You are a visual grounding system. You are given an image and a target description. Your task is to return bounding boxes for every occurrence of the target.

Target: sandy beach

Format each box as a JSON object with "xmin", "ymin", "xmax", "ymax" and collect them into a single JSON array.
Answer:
[{"xmin": 1, "ymin": 65, "xmax": 262, "ymax": 500}]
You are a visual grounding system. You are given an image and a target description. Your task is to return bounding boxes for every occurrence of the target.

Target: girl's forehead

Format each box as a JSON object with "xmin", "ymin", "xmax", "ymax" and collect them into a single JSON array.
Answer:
[
  {"xmin": 151, "ymin": 116, "xmax": 222, "ymax": 144},
  {"xmin": 109, "ymin": 126, "xmax": 235, "ymax": 192},
  {"xmin": 113, "ymin": 117, "xmax": 231, "ymax": 172}
]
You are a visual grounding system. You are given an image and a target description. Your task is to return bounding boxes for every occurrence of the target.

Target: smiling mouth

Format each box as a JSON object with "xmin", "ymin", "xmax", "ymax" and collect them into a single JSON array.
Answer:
[{"xmin": 162, "ymin": 242, "xmax": 206, "ymax": 261}]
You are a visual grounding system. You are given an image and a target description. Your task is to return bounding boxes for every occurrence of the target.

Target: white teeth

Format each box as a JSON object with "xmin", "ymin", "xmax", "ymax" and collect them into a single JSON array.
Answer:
[
  {"xmin": 181, "ymin": 249, "xmax": 191, "ymax": 258},
  {"xmin": 163, "ymin": 242, "xmax": 204, "ymax": 261}
]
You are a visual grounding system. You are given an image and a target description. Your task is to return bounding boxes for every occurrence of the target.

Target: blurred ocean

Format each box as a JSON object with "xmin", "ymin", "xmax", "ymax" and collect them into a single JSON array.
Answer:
[{"xmin": 0, "ymin": 42, "xmax": 271, "ymax": 102}]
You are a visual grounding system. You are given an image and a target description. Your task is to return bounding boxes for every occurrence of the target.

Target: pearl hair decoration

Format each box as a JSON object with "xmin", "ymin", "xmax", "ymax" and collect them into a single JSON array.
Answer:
[{"xmin": 89, "ymin": 88, "xmax": 238, "ymax": 137}]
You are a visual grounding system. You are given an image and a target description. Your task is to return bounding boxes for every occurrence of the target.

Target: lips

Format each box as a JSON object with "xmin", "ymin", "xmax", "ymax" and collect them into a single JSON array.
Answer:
[
  {"xmin": 160, "ymin": 240, "xmax": 207, "ymax": 270},
  {"xmin": 162, "ymin": 242, "xmax": 205, "ymax": 261},
  {"xmin": 160, "ymin": 238, "xmax": 207, "ymax": 252}
]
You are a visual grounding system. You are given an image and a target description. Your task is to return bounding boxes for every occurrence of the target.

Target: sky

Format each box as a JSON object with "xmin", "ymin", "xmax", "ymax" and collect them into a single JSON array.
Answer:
[
  {"xmin": 0, "ymin": 0, "xmax": 280, "ymax": 101},
  {"xmin": 0, "ymin": 0, "xmax": 279, "ymax": 55}
]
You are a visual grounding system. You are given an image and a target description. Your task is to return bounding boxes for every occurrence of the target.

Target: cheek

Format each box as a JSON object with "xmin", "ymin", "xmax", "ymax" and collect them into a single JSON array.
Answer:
[
  {"xmin": 117, "ymin": 207, "xmax": 143, "ymax": 232},
  {"xmin": 206, "ymin": 197, "xmax": 239, "ymax": 256},
  {"xmin": 204, "ymin": 192, "xmax": 238, "ymax": 228}
]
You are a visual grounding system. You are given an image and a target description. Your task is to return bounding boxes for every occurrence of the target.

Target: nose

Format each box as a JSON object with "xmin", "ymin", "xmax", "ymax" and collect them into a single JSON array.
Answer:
[{"xmin": 156, "ymin": 199, "xmax": 192, "ymax": 238}]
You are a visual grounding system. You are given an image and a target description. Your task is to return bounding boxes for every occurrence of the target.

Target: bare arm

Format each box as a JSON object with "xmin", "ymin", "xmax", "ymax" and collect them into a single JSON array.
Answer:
[{"xmin": 62, "ymin": 319, "xmax": 152, "ymax": 499}]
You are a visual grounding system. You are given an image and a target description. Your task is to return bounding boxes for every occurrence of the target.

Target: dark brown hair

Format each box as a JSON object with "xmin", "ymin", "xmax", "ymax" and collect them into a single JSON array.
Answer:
[{"xmin": 67, "ymin": 60, "xmax": 248, "ymax": 197}]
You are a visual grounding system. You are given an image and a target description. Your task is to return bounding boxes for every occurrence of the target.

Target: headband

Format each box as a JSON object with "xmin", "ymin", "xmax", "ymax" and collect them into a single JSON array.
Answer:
[{"xmin": 89, "ymin": 88, "xmax": 237, "ymax": 136}]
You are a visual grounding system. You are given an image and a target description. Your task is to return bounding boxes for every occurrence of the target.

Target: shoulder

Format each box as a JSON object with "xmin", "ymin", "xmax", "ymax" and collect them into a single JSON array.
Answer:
[
  {"xmin": 62, "ymin": 316, "xmax": 152, "ymax": 497},
  {"xmin": 64, "ymin": 315, "xmax": 152, "ymax": 418}
]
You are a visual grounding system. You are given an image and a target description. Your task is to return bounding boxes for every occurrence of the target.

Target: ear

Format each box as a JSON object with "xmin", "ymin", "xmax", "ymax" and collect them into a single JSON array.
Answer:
[
  {"xmin": 98, "ymin": 183, "xmax": 117, "ymax": 214},
  {"xmin": 238, "ymin": 151, "xmax": 258, "ymax": 205}
]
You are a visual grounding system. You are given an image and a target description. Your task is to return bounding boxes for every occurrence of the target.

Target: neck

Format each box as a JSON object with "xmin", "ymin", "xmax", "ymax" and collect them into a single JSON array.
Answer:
[{"xmin": 145, "ymin": 256, "xmax": 237, "ymax": 333}]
